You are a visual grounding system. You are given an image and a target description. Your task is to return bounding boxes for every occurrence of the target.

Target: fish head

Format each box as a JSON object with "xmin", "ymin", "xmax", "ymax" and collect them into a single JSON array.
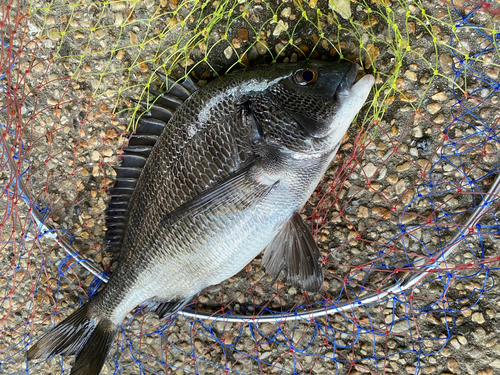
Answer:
[{"xmin": 252, "ymin": 60, "xmax": 374, "ymax": 155}]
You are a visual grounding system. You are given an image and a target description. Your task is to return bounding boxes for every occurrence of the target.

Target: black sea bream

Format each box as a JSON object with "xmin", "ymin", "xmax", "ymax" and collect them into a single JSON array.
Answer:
[{"xmin": 28, "ymin": 60, "xmax": 374, "ymax": 375}]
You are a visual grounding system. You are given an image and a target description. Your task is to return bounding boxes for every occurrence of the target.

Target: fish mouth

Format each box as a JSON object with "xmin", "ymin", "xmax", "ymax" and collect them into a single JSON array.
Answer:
[
  {"xmin": 324, "ymin": 72, "xmax": 375, "ymax": 143},
  {"xmin": 336, "ymin": 64, "xmax": 360, "ymax": 96}
]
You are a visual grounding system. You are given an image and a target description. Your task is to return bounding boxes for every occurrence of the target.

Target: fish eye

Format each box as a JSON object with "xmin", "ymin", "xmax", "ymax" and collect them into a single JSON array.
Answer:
[{"xmin": 294, "ymin": 68, "xmax": 318, "ymax": 86}]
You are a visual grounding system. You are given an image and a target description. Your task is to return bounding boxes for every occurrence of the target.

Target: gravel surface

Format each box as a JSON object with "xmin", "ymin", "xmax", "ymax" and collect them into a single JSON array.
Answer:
[{"xmin": 1, "ymin": 0, "xmax": 499, "ymax": 374}]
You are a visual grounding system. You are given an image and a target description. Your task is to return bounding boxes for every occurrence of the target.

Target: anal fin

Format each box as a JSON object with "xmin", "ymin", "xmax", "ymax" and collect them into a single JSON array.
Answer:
[{"xmin": 262, "ymin": 212, "xmax": 324, "ymax": 293}]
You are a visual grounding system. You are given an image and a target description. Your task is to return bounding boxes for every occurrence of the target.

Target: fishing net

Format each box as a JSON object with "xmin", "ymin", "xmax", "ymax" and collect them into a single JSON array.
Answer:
[{"xmin": 1, "ymin": 0, "xmax": 500, "ymax": 374}]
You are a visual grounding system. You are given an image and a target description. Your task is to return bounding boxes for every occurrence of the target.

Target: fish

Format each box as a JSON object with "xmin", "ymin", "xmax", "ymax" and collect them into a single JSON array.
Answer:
[{"xmin": 27, "ymin": 60, "xmax": 374, "ymax": 375}]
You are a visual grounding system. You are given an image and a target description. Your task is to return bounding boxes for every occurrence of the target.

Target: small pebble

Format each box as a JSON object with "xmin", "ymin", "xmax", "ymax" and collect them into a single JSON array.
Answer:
[
  {"xmin": 330, "ymin": 0, "xmax": 351, "ymax": 19},
  {"xmin": 396, "ymin": 161, "xmax": 410, "ymax": 172},
  {"xmin": 358, "ymin": 206, "xmax": 368, "ymax": 218},
  {"xmin": 91, "ymin": 150, "xmax": 100, "ymax": 162},
  {"xmin": 450, "ymin": 338, "xmax": 460, "ymax": 349},
  {"xmin": 138, "ymin": 59, "xmax": 148, "ymax": 72},
  {"xmin": 224, "ymin": 46, "xmax": 233, "ymax": 59},
  {"xmin": 431, "ymin": 92, "xmax": 447, "ymax": 101},
  {"xmin": 48, "ymin": 28, "xmax": 61, "ymax": 41},
  {"xmin": 256, "ymin": 40, "xmax": 268, "ymax": 55},
  {"xmin": 281, "ymin": 7, "xmax": 291, "ymax": 17},
  {"xmin": 412, "ymin": 126, "xmax": 423, "ymax": 138},
  {"xmin": 405, "ymin": 365, "xmax": 416, "ymax": 374},
  {"xmin": 94, "ymin": 28, "xmax": 106, "ymax": 39},
  {"xmin": 487, "ymin": 67, "xmax": 499, "ymax": 79},
  {"xmin": 399, "ymin": 92, "xmax": 416, "ymax": 102},
  {"xmin": 436, "ymin": 7, "xmax": 447, "ymax": 18},
  {"xmin": 363, "ymin": 162, "xmax": 377, "ymax": 178},
  {"xmin": 462, "ymin": 308, "xmax": 472, "ymax": 317},
  {"xmin": 404, "ymin": 70, "xmax": 417, "ymax": 81},
  {"xmin": 439, "ymin": 54, "xmax": 454, "ymax": 74},
  {"xmin": 372, "ymin": 207, "xmax": 389, "ymax": 217},
  {"xmin": 180, "ymin": 58, "xmax": 194, "ymax": 68},
  {"xmin": 427, "ymin": 102, "xmax": 441, "ymax": 114},
  {"xmin": 362, "ymin": 15, "xmax": 378, "ymax": 28},
  {"xmin": 102, "ymin": 148, "xmax": 113, "ymax": 157},
  {"xmin": 424, "ymin": 366, "xmax": 436, "ymax": 374},
  {"xmin": 231, "ymin": 38, "xmax": 241, "ymax": 49},
  {"xmin": 441, "ymin": 348, "xmax": 451, "ymax": 357},
  {"xmin": 275, "ymin": 43, "xmax": 285, "ymax": 57},
  {"xmin": 407, "ymin": 21, "xmax": 415, "ymax": 34},
  {"xmin": 471, "ymin": 312, "xmax": 485, "ymax": 324},
  {"xmin": 297, "ymin": 44, "xmax": 309, "ymax": 56},
  {"xmin": 485, "ymin": 338, "xmax": 497, "ymax": 347},
  {"xmin": 433, "ymin": 114, "xmax": 445, "ymax": 124},
  {"xmin": 110, "ymin": 1, "xmax": 127, "ymax": 11},
  {"xmin": 480, "ymin": 108, "xmax": 491, "ymax": 120},
  {"xmin": 395, "ymin": 179, "xmax": 406, "ymax": 195},
  {"xmin": 447, "ymin": 359, "xmax": 460, "ymax": 374},
  {"xmin": 386, "ymin": 174, "xmax": 398, "ymax": 184},
  {"xmin": 363, "ymin": 44, "xmax": 379, "ymax": 69},
  {"xmin": 237, "ymin": 28, "xmax": 249, "ymax": 42},
  {"xmin": 98, "ymin": 198, "xmax": 106, "ymax": 211},
  {"xmin": 115, "ymin": 13, "xmax": 123, "ymax": 26},
  {"xmin": 396, "ymin": 78, "xmax": 405, "ymax": 90},
  {"xmin": 129, "ymin": 31, "xmax": 138, "ymax": 45},
  {"xmin": 272, "ymin": 20, "xmax": 287, "ymax": 37},
  {"xmin": 198, "ymin": 41, "xmax": 207, "ymax": 55}
]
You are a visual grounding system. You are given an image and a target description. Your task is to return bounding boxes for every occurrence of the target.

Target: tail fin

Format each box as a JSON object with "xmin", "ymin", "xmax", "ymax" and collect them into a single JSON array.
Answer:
[
  {"xmin": 27, "ymin": 302, "xmax": 118, "ymax": 375},
  {"xmin": 70, "ymin": 320, "xmax": 117, "ymax": 375}
]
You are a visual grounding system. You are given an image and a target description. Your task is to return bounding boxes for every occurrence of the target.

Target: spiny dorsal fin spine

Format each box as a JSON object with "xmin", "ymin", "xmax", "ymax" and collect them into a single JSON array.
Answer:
[{"xmin": 104, "ymin": 75, "xmax": 199, "ymax": 254}]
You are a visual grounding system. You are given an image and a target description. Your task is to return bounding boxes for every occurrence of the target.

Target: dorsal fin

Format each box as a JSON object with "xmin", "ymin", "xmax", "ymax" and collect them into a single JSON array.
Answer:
[
  {"xmin": 155, "ymin": 71, "xmax": 197, "ymax": 99},
  {"xmin": 149, "ymin": 90, "xmax": 184, "ymax": 109},
  {"xmin": 105, "ymin": 75, "xmax": 199, "ymax": 254},
  {"xmin": 130, "ymin": 100, "xmax": 175, "ymax": 123}
]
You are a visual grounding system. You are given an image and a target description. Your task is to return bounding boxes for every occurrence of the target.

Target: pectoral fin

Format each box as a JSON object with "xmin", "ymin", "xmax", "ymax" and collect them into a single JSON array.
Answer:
[
  {"xmin": 263, "ymin": 212, "xmax": 324, "ymax": 293},
  {"xmin": 161, "ymin": 157, "xmax": 278, "ymax": 226}
]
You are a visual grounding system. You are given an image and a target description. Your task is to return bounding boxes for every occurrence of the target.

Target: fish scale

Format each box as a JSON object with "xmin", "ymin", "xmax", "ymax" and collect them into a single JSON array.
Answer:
[{"xmin": 27, "ymin": 61, "xmax": 374, "ymax": 375}]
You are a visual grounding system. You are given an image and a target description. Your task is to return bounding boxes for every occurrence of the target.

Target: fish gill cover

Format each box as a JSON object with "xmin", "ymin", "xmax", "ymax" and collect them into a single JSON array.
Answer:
[{"xmin": 0, "ymin": 0, "xmax": 499, "ymax": 374}]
